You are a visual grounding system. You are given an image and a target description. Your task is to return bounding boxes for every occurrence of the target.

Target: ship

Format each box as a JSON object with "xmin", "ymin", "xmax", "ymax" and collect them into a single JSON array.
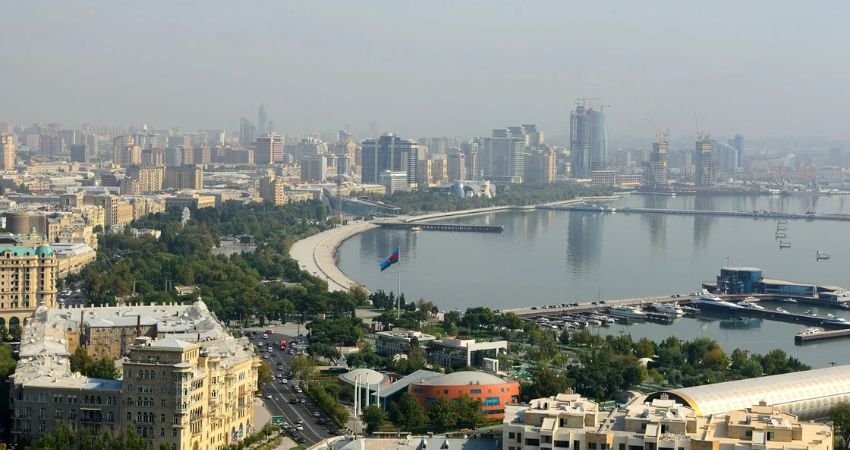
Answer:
[
  {"xmin": 823, "ymin": 314, "xmax": 850, "ymax": 327},
  {"xmin": 607, "ymin": 305, "xmax": 647, "ymax": 320},
  {"xmin": 688, "ymin": 289, "xmax": 745, "ymax": 310},
  {"xmin": 738, "ymin": 300, "xmax": 766, "ymax": 310},
  {"xmin": 410, "ymin": 226, "xmax": 423, "ymax": 232},
  {"xmin": 654, "ymin": 303, "xmax": 685, "ymax": 318}
]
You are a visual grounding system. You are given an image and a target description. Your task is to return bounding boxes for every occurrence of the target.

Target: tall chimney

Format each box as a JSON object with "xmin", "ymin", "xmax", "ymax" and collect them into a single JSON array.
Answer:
[{"xmin": 136, "ymin": 315, "xmax": 141, "ymax": 337}]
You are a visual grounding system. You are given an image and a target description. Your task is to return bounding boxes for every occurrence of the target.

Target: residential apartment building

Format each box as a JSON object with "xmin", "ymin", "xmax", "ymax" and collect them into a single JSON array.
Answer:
[
  {"xmin": 10, "ymin": 301, "xmax": 261, "ymax": 450},
  {"xmin": 165, "ymin": 165, "xmax": 204, "ymax": 190},
  {"xmin": 254, "ymin": 133, "xmax": 283, "ymax": 166},
  {"xmin": 1, "ymin": 132, "xmax": 16, "ymax": 170},
  {"xmin": 258, "ymin": 175, "xmax": 286, "ymax": 205},
  {"xmin": 112, "ymin": 136, "xmax": 141, "ymax": 167},
  {"xmin": 124, "ymin": 165, "xmax": 165, "ymax": 194},
  {"xmin": 0, "ymin": 236, "xmax": 57, "ymax": 330},
  {"xmin": 85, "ymin": 194, "xmax": 134, "ymax": 229},
  {"xmin": 503, "ymin": 392, "xmax": 831, "ymax": 450}
]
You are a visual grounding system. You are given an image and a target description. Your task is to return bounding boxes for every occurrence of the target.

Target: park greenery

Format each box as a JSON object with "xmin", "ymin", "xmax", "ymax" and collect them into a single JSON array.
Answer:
[
  {"xmin": 22, "ymin": 423, "xmax": 149, "ymax": 450},
  {"xmin": 363, "ymin": 392, "xmax": 485, "ymax": 435}
]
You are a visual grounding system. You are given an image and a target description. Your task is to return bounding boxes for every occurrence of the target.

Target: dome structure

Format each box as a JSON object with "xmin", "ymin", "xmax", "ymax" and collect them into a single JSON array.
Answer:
[{"xmin": 338, "ymin": 368, "xmax": 389, "ymax": 386}]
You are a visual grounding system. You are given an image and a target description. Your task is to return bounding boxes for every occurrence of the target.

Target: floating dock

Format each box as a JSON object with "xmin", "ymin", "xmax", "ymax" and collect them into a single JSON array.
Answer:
[
  {"xmin": 795, "ymin": 328, "xmax": 850, "ymax": 344},
  {"xmin": 377, "ymin": 222, "xmax": 504, "ymax": 233}
]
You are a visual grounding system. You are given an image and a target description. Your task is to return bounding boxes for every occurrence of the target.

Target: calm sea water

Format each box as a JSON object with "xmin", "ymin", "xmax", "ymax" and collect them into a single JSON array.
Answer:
[{"xmin": 337, "ymin": 194, "xmax": 850, "ymax": 367}]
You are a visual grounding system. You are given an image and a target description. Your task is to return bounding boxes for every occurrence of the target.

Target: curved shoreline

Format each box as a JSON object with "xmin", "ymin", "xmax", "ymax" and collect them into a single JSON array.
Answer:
[{"xmin": 289, "ymin": 196, "xmax": 623, "ymax": 293}]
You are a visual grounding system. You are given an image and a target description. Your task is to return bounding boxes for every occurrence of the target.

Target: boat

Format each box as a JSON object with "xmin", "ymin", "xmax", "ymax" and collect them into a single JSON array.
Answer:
[
  {"xmin": 739, "ymin": 300, "xmax": 765, "ymax": 310},
  {"xmin": 688, "ymin": 290, "xmax": 745, "ymax": 310},
  {"xmin": 410, "ymin": 226, "xmax": 423, "ymax": 232},
  {"xmin": 654, "ymin": 303, "xmax": 685, "ymax": 317},
  {"xmin": 817, "ymin": 251, "xmax": 831, "ymax": 261},
  {"xmin": 586, "ymin": 319, "xmax": 602, "ymax": 326},
  {"xmin": 775, "ymin": 307, "xmax": 788, "ymax": 313},
  {"xmin": 805, "ymin": 310, "xmax": 818, "ymax": 317},
  {"xmin": 796, "ymin": 327, "xmax": 823, "ymax": 337},
  {"xmin": 607, "ymin": 305, "xmax": 647, "ymax": 319},
  {"xmin": 779, "ymin": 241, "xmax": 791, "ymax": 249},
  {"xmin": 824, "ymin": 315, "xmax": 850, "ymax": 327},
  {"xmin": 780, "ymin": 298, "xmax": 798, "ymax": 304}
]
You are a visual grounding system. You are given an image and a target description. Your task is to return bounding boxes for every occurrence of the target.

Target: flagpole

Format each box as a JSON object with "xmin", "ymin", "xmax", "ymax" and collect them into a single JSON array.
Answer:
[{"xmin": 396, "ymin": 247, "xmax": 401, "ymax": 320}]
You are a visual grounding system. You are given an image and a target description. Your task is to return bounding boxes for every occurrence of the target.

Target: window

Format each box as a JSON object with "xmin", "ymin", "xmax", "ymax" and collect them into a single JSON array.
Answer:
[
  {"xmin": 555, "ymin": 441, "xmax": 570, "ymax": 448},
  {"xmin": 470, "ymin": 389, "xmax": 482, "ymax": 394},
  {"xmin": 173, "ymin": 428, "xmax": 178, "ymax": 437},
  {"xmin": 526, "ymin": 439, "xmax": 541, "ymax": 446},
  {"xmin": 55, "ymin": 409, "xmax": 62, "ymax": 419},
  {"xmin": 482, "ymin": 397, "xmax": 501, "ymax": 406},
  {"xmin": 161, "ymin": 414, "xmax": 166, "ymax": 423},
  {"xmin": 161, "ymin": 428, "xmax": 165, "ymax": 437},
  {"xmin": 589, "ymin": 443, "xmax": 597, "ymax": 449},
  {"xmin": 508, "ymin": 432, "xmax": 516, "ymax": 439}
]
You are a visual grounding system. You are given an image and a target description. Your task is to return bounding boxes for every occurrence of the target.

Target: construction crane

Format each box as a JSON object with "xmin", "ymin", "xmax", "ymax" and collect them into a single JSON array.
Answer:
[
  {"xmin": 645, "ymin": 119, "xmax": 669, "ymax": 144},
  {"xmin": 576, "ymin": 97, "xmax": 611, "ymax": 111}
]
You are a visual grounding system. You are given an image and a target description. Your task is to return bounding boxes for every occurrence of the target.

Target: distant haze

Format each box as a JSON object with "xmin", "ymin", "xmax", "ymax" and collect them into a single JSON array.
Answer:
[{"xmin": 2, "ymin": 1, "xmax": 849, "ymax": 140}]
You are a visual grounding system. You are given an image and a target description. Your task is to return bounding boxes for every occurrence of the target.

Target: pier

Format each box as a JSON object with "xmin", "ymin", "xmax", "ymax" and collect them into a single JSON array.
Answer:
[
  {"xmin": 795, "ymin": 328, "xmax": 850, "ymax": 344},
  {"xmin": 377, "ymin": 222, "xmax": 504, "ymax": 233}
]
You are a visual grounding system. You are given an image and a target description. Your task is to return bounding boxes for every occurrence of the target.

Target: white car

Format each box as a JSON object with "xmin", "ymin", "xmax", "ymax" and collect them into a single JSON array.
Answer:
[
  {"xmin": 295, "ymin": 425, "xmax": 304, "ymax": 431},
  {"xmin": 281, "ymin": 378, "xmax": 288, "ymax": 384},
  {"xmin": 265, "ymin": 394, "xmax": 272, "ymax": 399}
]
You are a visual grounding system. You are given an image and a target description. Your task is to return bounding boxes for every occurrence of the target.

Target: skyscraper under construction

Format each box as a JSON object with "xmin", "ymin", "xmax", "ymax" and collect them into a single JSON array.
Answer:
[{"xmin": 694, "ymin": 135, "xmax": 715, "ymax": 187}]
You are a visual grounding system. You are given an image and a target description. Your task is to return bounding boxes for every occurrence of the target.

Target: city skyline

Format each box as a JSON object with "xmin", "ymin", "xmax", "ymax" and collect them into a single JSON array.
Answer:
[{"xmin": 2, "ymin": 2, "xmax": 850, "ymax": 139}]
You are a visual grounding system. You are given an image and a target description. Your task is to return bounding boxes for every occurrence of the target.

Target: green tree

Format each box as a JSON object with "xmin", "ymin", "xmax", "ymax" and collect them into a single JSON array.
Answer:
[
  {"xmin": 831, "ymin": 403, "xmax": 850, "ymax": 450},
  {"xmin": 428, "ymin": 398, "xmax": 458, "ymax": 432},
  {"xmin": 362, "ymin": 405, "xmax": 386, "ymax": 434},
  {"xmin": 389, "ymin": 393, "xmax": 428, "ymax": 432},
  {"xmin": 87, "ymin": 358, "xmax": 119, "ymax": 379},
  {"xmin": 257, "ymin": 361, "xmax": 273, "ymax": 387},
  {"xmin": 455, "ymin": 395, "xmax": 484, "ymax": 429},
  {"xmin": 290, "ymin": 355, "xmax": 317, "ymax": 384}
]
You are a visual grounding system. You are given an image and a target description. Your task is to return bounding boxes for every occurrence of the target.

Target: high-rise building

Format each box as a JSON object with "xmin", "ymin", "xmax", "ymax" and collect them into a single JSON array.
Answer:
[
  {"xmin": 570, "ymin": 103, "xmax": 607, "ymax": 178},
  {"xmin": 694, "ymin": 136, "xmax": 715, "ymax": 187},
  {"xmin": 360, "ymin": 134, "xmax": 418, "ymax": 187},
  {"xmin": 447, "ymin": 151, "xmax": 466, "ymax": 182},
  {"xmin": 646, "ymin": 133, "xmax": 669, "ymax": 188},
  {"xmin": 254, "ymin": 133, "xmax": 283, "ymax": 165},
  {"xmin": 111, "ymin": 136, "xmax": 141, "ymax": 167},
  {"xmin": 165, "ymin": 146, "xmax": 190, "ymax": 167},
  {"xmin": 165, "ymin": 165, "xmax": 204, "ymax": 190},
  {"xmin": 257, "ymin": 104, "xmax": 268, "ymax": 135},
  {"xmin": 239, "ymin": 118, "xmax": 256, "ymax": 147},
  {"xmin": 379, "ymin": 170, "xmax": 411, "ymax": 194},
  {"xmin": 0, "ymin": 238, "xmax": 57, "ymax": 329},
  {"xmin": 193, "ymin": 146, "xmax": 212, "ymax": 165},
  {"xmin": 479, "ymin": 128, "xmax": 526, "ymax": 183},
  {"xmin": 1, "ymin": 132, "xmax": 17, "ymax": 170},
  {"xmin": 730, "ymin": 134, "xmax": 744, "ymax": 170},
  {"xmin": 525, "ymin": 148, "xmax": 556, "ymax": 184},
  {"xmin": 300, "ymin": 154, "xmax": 328, "ymax": 182},
  {"xmin": 431, "ymin": 155, "xmax": 448, "ymax": 184},
  {"xmin": 141, "ymin": 148, "xmax": 165, "ymax": 166},
  {"xmin": 70, "ymin": 144, "xmax": 89, "ymax": 163},
  {"xmin": 124, "ymin": 165, "xmax": 165, "ymax": 194},
  {"xmin": 460, "ymin": 140, "xmax": 480, "ymax": 180}
]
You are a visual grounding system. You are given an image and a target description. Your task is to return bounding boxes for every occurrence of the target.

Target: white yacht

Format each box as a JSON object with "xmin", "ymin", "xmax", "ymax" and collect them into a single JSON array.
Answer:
[
  {"xmin": 689, "ymin": 290, "xmax": 744, "ymax": 310},
  {"xmin": 824, "ymin": 314, "xmax": 850, "ymax": 327},
  {"xmin": 739, "ymin": 300, "xmax": 766, "ymax": 310},
  {"xmin": 655, "ymin": 303, "xmax": 685, "ymax": 317},
  {"xmin": 607, "ymin": 305, "xmax": 647, "ymax": 319},
  {"xmin": 796, "ymin": 327, "xmax": 823, "ymax": 337},
  {"xmin": 781, "ymin": 298, "xmax": 798, "ymax": 304}
]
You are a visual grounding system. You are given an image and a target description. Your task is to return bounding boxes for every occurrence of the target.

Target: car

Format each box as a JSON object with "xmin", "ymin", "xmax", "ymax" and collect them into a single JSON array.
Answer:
[
  {"xmin": 262, "ymin": 333, "xmax": 268, "ymax": 339},
  {"xmin": 316, "ymin": 418, "xmax": 326, "ymax": 425},
  {"xmin": 295, "ymin": 436, "xmax": 306, "ymax": 444},
  {"xmin": 289, "ymin": 398, "xmax": 299, "ymax": 404},
  {"xmin": 300, "ymin": 399, "xmax": 306, "ymax": 404},
  {"xmin": 296, "ymin": 418, "xmax": 303, "ymax": 424},
  {"xmin": 265, "ymin": 394, "xmax": 272, "ymax": 399},
  {"xmin": 295, "ymin": 425, "xmax": 304, "ymax": 431},
  {"xmin": 312, "ymin": 411, "xmax": 321, "ymax": 417},
  {"xmin": 281, "ymin": 378, "xmax": 288, "ymax": 384}
]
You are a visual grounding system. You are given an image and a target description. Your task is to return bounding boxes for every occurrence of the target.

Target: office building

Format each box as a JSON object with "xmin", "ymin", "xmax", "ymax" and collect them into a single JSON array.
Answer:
[
  {"xmin": 460, "ymin": 140, "xmax": 480, "ymax": 180},
  {"xmin": 112, "ymin": 136, "xmax": 141, "ymax": 167},
  {"xmin": 1, "ymin": 132, "xmax": 16, "ymax": 170},
  {"xmin": 0, "ymin": 237, "xmax": 57, "ymax": 330},
  {"xmin": 694, "ymin": 136, "xmax": 715, "ymax": 187},
  {"xmin": 429, "ymin": 337, "xmax": 508, "ymax": 371},
  {"xmin": 570, "ymin": 103, "xmax": 607, "ymax": 178},
  {"xmin": 165, "ymin": 165, "xmax": 204, "ymax": 190},
  {"xmin": 479, "ymin": 128, "xmax": 526, "ymax": 183},
  {"xmin": 525, "ymin": 148, "xmax": 556, "ymax": 184},
  {"xmin": 416, "ymin": 159, "xmax": 433, "ymax": 188},
  {"xmin": 254, "ymin": 133, "xmax": 283, "ymax": 166},
  {"xmin": 374, "ymin": 329, "xmax": 436, "ymax": 357},
  {"xmin": 446, "ymin": 151, "xmax": 466, "ymax": 182},
  {"xmin": 10, "ymin": 300, "xmax": 260, "ymax": 450},
  {"xmin": 124, "ymin": 165, "xmax": 165, "ymax": 194},
  {"xmin": 239, "ymin": 118, "xmax": 256, "ymax": 147},
  {"xmin": 591, "ymin": 170, "xmax": 617, "ymax": 186},
  {"xmin": 431, "ymin": 155, "xmax": 448, "ymax": 184},
  {"xmin": 730, "ymin": 134, "xmax": 744, "ymax": 169},
  {"xmin": 69, "ymin": 144, "xmax": 89, "ymax": 163},
  {"xmin": 361, "ymin": 134, "xmax": 418, "ymax": 188},
  {"xmin": 378, "ymin": 170, "xmax": 410, "ymax": 194},
  {"xmin": 504, "ymin": 391, "xmax": 832, "ymax": 450},
  {"xmin": 300, "ymin": 154, "xmax": 327, "ymax": 182}
]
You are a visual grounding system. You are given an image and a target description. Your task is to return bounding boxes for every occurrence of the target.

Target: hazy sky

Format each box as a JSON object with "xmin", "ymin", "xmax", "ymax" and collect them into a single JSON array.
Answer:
[{"xmin": 2, "ymin": 1, "xmax": 849, "ymax": 141}]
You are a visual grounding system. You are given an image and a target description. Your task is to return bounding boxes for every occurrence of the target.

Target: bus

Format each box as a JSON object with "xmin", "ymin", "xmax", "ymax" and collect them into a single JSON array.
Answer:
[{"xmin": 279, "ymin": 340, "xmax": 287, "ymax": 350}]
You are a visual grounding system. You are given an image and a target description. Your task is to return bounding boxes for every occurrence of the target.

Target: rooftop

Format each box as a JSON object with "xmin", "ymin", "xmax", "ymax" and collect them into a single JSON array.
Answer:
[{"xmin": 416, "ymin": 371, "xmax": 510, "ymax": 387}]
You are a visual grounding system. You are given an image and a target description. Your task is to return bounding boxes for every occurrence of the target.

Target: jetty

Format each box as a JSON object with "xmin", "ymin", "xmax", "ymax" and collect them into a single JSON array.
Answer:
[
  {"xmin": 547, "ymin": 205, "xmax": 850, "ymax": 222},
  {"xmin": 795, "ymin": 328, "xmax": 850, "ymax": 344},
  {"xmin": 376, "ymin": 222, "xmax": 504, "ymax": 233}
]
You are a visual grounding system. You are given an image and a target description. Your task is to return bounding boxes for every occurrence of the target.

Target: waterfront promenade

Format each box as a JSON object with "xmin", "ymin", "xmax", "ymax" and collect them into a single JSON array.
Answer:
[{"xmin": 289, "ymin": 196, "xmax": 623, "ymax": 293}]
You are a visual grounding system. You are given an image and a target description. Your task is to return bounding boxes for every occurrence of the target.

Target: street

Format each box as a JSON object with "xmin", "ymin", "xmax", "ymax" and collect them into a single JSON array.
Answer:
[{"xmin": 248, "ymin": 329, "xmax": 336, "ymax": 446}]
